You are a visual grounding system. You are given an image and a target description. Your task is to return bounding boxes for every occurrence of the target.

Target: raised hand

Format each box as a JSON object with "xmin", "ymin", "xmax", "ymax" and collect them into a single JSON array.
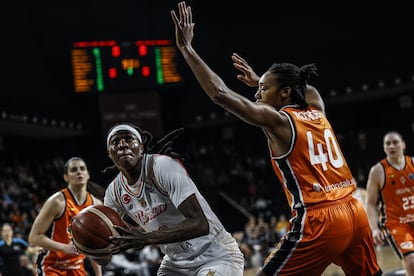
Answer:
[
  {"xmin": 171, "ymin": 1, "xmax": 194, "ymax": 49},
  {"xmin": 231, "ymin": 53, "xmax": 260, "ymax": 87}
]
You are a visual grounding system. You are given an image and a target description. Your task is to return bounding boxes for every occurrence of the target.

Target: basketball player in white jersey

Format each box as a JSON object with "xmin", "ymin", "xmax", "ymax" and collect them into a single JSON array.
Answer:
[{"xmin": 100, "ymin": 123, "xmax": 244, "ymax": 276}]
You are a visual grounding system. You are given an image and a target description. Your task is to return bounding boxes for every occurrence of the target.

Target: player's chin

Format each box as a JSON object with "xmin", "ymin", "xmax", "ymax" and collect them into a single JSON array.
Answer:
[
  {"xmin": 117, "ymin": 154, "xmax": 134, "ymax": 162},
  {"xmin": 116, "ymin": 158, "xmax": 136, "ymax": 169},
  {"xmin": 120, "ymin": 153, "xmax": 138, "ymax": 161}
]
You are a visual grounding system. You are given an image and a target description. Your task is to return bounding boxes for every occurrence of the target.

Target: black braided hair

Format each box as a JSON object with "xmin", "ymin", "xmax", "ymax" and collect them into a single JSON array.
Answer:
[
  {"xmin": 267, "ymin": 62, "xmax": 319, "ymax": 110},
  {"xmin": 147, "ymin": 127, "xmax": 185, "ymax": 161},
  {"xmin": 101, "ymin": 124, "xmax": 185, "ymax": 174}
]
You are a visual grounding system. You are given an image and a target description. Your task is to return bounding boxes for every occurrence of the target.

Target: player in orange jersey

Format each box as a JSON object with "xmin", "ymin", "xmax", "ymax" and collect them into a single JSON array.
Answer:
[
  {"xmin": 29, "ymin": 157, "xmax": 103, "ymax": 276},
  {"xmin": 366, "ymin": 131, "xmax": 414, "ymax": 276},
  {"xmin": 171, "ymin": 2, "xmax": 382, "ymax": 275}
]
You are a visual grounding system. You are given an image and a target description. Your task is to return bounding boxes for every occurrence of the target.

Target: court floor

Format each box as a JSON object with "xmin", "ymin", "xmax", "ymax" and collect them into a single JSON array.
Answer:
[{"xmin": 243, "ymin": 245, "xmax": 404, "ymax": 276}]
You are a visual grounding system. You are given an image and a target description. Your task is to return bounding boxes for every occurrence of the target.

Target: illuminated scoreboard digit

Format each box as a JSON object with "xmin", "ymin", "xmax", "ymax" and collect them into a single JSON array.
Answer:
[{"xmin": 71, "ymin": 40, "xmax": 183, "ymax": 93}]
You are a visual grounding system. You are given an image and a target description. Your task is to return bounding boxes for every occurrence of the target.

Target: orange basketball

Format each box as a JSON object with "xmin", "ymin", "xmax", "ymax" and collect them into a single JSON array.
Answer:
[{"xmin": 70, "ymin": 204, "xmax": 126, "ymax": 258}]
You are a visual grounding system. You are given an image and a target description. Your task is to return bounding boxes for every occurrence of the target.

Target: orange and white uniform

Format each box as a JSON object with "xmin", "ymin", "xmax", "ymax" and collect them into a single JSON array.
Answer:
[
  {"xmin": 377, "ymin": 156, "xmax": 414, "ymax": 258},
  {"xmin": 36, "ymin": 188, "xmax": 94, "ymax": 276},
  {"xmin": 261, "ymin": 105, "xmax": 381, "ymax": 275}
]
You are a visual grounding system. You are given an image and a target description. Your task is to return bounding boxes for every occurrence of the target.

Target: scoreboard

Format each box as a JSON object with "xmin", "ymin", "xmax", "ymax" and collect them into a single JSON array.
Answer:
[{"xmin": 71, "ymin": 40, "xmax": 183, "ymax": 93}]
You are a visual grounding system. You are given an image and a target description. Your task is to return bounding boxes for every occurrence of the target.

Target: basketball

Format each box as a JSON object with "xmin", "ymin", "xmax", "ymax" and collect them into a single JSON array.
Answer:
[{"xmin": 70, "ymin": 204, "xmax": 126, "ymax": 258}]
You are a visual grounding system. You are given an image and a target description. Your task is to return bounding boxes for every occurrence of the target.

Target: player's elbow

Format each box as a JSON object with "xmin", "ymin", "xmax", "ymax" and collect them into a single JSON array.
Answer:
[
  {"xmin": 209, "ymin": 86, "xmax": 228, "ymax": 104},
  {"xmin": 28, "ymin": 232, "xmax": 36, "ymax": 246},
  {"xmin": 189, "ymin": 217, "xmax": 209, "ymax": 237},
  {"xmin": 201, "ymin": 221, "xmax": 210, "ymax": 236}
]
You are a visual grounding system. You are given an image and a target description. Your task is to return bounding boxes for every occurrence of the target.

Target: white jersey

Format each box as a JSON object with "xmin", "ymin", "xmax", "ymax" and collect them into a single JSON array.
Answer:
[{"xmin": 104, "ymin": 154, "xmax": 241, "ymax": 269}]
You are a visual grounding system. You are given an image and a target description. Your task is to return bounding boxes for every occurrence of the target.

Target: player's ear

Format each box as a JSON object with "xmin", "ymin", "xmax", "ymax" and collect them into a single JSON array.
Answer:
[
  {"xmin": 280, "ymin": 86, "xmax": 291, "ymax": 101},
  {"xmin": 283, "ymin": 86, "xmax": 291, "ymax": 96}
]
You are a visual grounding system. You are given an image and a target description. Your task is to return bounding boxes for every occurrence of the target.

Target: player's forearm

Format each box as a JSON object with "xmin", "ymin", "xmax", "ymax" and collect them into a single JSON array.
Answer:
[
  {"xmin": 304, "ymin": 85, "xmax": 325, "ymax": 112},
  {"xmin": 144, "ymin": 219, "xmax": 209, "ymax": 245},
  {"xmin": 365, "ymin": 206, "xmax": 379, "ymax": 232},
  {"xmin": 30, "ymin": 235, "xmax": 68, "ymax": 252}
]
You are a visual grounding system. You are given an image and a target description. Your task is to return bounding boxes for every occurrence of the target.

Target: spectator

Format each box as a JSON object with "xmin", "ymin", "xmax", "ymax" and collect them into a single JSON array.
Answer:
[
  {"xmin": 274, "ymin": 214, "xmax": 289, "ymax": 242},
  {"xmin": 0, "ymin": 223, "xmax": 37, "ymax": 276}
]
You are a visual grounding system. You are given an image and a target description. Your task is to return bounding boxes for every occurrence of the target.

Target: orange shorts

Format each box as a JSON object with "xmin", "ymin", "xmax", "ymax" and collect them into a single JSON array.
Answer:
[
  {"xmin": 384, "ymin": 222, "xmax": 414, "ymax": 258},
  {"xmin": 261, "ymin": 197, "xmax": 381, "ymax": 275},
  {"xmin": 36, "ymin": 263, "xmax": 86, "ymax": 276}
]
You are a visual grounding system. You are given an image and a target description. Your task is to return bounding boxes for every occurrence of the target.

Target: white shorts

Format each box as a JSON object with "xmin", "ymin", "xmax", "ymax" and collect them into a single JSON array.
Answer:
[{"xmin": 157, "ymin": 236, "xmax": 244, "ymax": 276}]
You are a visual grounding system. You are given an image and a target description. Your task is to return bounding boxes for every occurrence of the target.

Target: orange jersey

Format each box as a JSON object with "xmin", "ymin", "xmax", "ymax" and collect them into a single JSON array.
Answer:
[
  {"xmin": 261, "ymin": 105, "xmax": 381, "ymax": 275},
  {"xmin": 270, "ymin": 105, "xmax": 356, "ymax": 208},
  {"xmin": 377, "ymin": 156, "xmax": 414, "ymax": 258},
  {"xmin": 378, "ymin": 155, "xmax": 414, "ymax": 226},
  {"xmin": 37, "ymin": 188, "xmax": 94, "ymax": 271}
]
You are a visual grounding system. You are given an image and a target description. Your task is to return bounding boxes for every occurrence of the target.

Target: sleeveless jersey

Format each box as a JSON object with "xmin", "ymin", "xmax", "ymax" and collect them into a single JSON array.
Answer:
[
  {"xmin": 38, "ymin": 188, "xmax": 94, "ymax": 270},
  {"xmin": 378, "ymin": 156, "xmax": 414, "ymax": 226},
  {"xmin": 261, "ymin": 105, "xmax": 381, "ymax": 275},
  {"xmin": 270, "ymin": 105, "xmax": 356, "ymax": 209},
  {"xmin": 104, "ymin": 154, "xmax": 238, "ymax": 268}
]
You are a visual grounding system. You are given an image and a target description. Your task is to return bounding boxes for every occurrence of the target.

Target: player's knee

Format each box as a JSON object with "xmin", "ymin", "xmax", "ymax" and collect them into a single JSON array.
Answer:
[{"xmin": 403, "ymin": 255, "xmax": 414, "ymax": 272}]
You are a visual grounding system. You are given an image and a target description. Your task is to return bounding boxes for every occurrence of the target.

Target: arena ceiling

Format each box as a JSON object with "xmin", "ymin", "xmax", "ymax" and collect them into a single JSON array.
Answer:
[{"xmin": 1, "ymin": 1, "xmax": 413, "ymax": 138}]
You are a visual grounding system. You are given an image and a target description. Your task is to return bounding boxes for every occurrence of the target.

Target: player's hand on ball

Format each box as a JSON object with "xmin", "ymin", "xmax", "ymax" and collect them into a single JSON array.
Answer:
[
  {"xmin": 110, "ymin": 225, "xmax": 146, "ymax": 253},
  {"xmin": 66, "ymin": 243, "xmax": 80, "ymax": 256},
  {"xmin": 70, "ymin": 204, "xmax": 128, "ymax": 258},
  {"xmin": 112, "ymin": 224, "xmax": 132, "ymax": 236}
]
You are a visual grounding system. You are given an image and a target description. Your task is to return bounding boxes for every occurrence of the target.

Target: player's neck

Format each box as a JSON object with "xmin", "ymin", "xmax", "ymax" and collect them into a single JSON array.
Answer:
[
  {"xmin": 68, "ymin": 185, "xmax": 86, "ymax": 203},
  {"xmin": 122, "ymin": 158, "xmax": 144, "ymax": 185},
  {"xmin": 387, "ymin": 155, "xmax": 405, "ymax": 170}
]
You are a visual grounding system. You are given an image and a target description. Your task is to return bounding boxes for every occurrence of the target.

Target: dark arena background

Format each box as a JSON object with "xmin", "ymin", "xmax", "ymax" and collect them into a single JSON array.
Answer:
[{"xmin": 1, "ymin": 1, "xmax": 413, "ymax": 275}]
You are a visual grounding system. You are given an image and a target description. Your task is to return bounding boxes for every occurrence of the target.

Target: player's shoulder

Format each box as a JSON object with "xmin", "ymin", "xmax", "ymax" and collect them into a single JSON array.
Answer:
[
  {"xmin": 368, "ymin": 161, "xmax": 385, "ymax": 180},
  {"xmin": 46, "ymin": 190, "xmax": 65, "ymax": 204},
  {"xmin": 370, "ymin": 160, "xmax": 384, "ymax": 171},
  {"xmin": 150, "ymin": 153, "xmax": 177, "ymax": 167},
  {"xmin": 40, "ymin": 191, "xmax": 66, "ymax": 215}
]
